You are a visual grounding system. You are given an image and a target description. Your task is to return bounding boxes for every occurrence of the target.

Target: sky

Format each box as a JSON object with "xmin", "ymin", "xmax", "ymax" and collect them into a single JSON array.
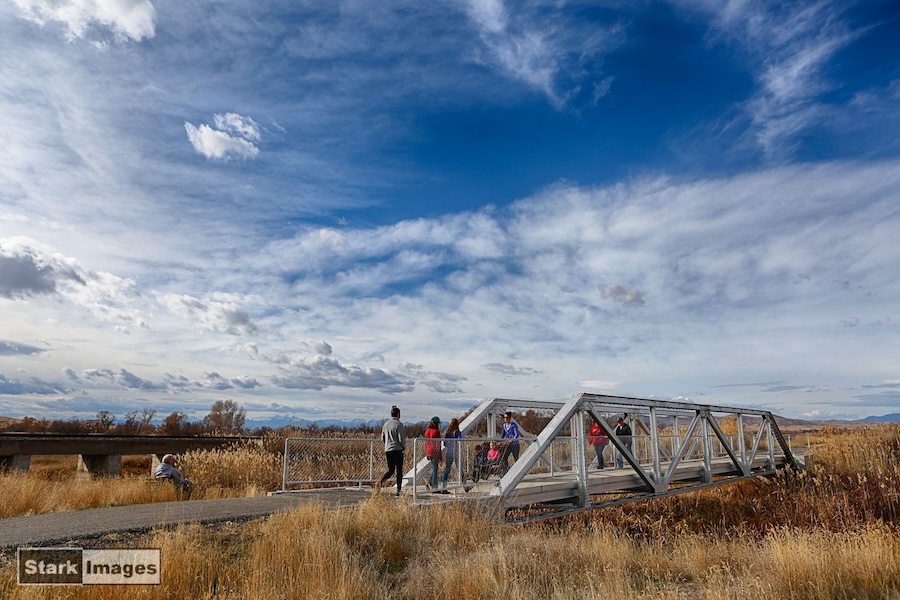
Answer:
[{"xmin": 1, "ymin": 0, "xmax": 899, "ymax": 425}]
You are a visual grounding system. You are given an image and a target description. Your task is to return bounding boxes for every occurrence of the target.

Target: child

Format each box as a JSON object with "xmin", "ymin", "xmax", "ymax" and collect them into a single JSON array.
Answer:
[{"xmin": 487, "ymin": 441, "xmax": 501, "ymax": 462}]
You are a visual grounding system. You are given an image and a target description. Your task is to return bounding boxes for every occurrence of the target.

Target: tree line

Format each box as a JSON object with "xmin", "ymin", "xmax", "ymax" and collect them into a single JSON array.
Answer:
[{"xmin": 0, "ymin": 400, "xmax": 249, "ymax": 436}]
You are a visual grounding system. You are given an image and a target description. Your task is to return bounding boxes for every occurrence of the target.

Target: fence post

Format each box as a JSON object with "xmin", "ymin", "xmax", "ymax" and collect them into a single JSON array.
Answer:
[
  {"xmin": 282, "ymin": 438, "xmax": 290, "ymax": 492},
  {"xmin": 412, "ymin": 438, "xmax": 418, "ymax": 502}
]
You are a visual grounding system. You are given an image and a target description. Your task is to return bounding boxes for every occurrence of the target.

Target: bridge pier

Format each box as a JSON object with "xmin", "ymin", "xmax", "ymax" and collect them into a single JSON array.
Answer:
[
  {"xmin": 76, "ymin": 454, "xmax": 122, "ymax": 478},
  {"xmin": 0, "ymin": 454, "xmax": 31, "ymax": 471}
]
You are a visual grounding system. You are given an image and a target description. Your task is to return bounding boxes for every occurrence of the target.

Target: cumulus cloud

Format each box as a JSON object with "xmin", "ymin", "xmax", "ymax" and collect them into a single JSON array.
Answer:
[
  {"xmin": 0, "ymin": 239, "xmax": 147, "ymax": 328},
  {"xmin": 0, "ymin": 241, "xmax": 85, "ymax": 298},
  {"xmin": 0, "ymin": 341, "xmax": 46, "ymax": 356},
  {"xmin": 398, "ymin": 363, "xmax": 468, "ymax": 394},
  {"xmin": 272, "ymin": 358, "xmax": 413, "ymax": 393},
  {"xmin": 160, "ymin": 293, "xmax": 257, "ymax": 335},
  {"xmin": 184, "ymin": 113, "xmax": 261, "ymax": 160},
  {"xmin": 198, "ymin": 372, "xmax": 234, "ymax": 390},
  {"xmin": 12, "ymin": 0, "xmax": 156, "ymax": 42},
  {"xmin": 266, "ymin": 349, "xmax": 413, "ymax": 394},
  {"xmin": 80, "ymin": 367, "xmax": 166, "ymax": 391},
  {"xmin": 598, "ymin": 283, "xmax": 646, "ymax": 307},
  {"xmin": 481, "ymin": 363, "xmax": 542, "ymax": 377},
  {"xmin": 0, "ymin": 373, "xmax": 68, "ymax": 395},
  {"xmin": 195, "ymin": 372, "xmax": 259, "ymax": 390}
]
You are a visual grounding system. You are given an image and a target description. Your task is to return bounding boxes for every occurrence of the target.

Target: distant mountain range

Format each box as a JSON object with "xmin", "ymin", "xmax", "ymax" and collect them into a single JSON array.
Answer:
[
  {"xmin": 856, "ymin": 413, "xmax": 900, "ymax": 423},
  {"xmin": 244, "ymin": 416, "xmax": 388, "ymax": 430}
]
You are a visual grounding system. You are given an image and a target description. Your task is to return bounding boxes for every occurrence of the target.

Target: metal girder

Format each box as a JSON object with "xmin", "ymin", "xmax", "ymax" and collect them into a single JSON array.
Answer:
[{"xmin": 406, "ymin": 392, "xmax": 798, "ymax": 519}]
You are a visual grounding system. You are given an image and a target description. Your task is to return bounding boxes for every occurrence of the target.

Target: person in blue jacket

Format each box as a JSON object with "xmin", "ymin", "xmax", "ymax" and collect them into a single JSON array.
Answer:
[
  {"xmin": 499, "ymin": 411, "xmax": 520, "ymax": 474},
  {"xmin": 441, "ymin": 418, "xmax": 462, "ymax": 491}
]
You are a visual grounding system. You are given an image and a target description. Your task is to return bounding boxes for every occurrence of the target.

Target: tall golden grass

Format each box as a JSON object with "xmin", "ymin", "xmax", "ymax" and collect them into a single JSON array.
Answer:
[
  {"xmin": 0, "ymin": 424, "xmax": 898, "ymax": 598},
  {"xmin": 0, "ymin": 442, "xmax": 282, "ymax": 518}
]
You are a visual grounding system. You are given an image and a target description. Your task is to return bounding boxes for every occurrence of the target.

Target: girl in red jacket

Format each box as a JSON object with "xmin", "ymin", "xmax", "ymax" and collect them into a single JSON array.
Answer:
[{"xmin": 425, "ymin": 416, "xmax": 442, "ymax": 489}]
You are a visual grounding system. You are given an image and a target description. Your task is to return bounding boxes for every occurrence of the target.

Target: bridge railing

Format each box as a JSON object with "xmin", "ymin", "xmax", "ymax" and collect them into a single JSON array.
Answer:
[
  {"xmin": 281, "ymin": 437, "xmax": 381, "ymax": 491},
  {"xmin": 407, "ymin": 432, "xmax": 795, "ymax": 499},
  {"xmin": 281, "ymin": 433, "xmax": 798, "ymax": 493}
]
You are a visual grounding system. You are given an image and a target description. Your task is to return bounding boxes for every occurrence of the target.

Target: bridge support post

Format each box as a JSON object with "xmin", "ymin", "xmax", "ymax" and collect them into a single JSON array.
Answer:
[
  {"xmin": 0, "ymin": 454, "xmax": 31, "ymax": 471},
  {"xmin": 77, "ymin": 454, "xmax": 122, "ymax": 478},
  {"xmin": 572, "ymin": 411, "xmax": 588, "ymax": 508},
  {"xmin": 700, "ymin": 412, "xmax": 713, "ymax": 484}
]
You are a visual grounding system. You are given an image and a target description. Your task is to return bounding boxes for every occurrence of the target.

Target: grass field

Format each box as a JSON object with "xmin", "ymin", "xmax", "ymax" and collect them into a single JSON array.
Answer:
[{"xmin": 0, "ymin": 424, "xmax": 898, "ymax": 598}]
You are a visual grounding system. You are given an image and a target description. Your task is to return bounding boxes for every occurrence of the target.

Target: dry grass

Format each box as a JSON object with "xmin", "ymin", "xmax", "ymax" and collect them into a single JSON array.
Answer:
[
  {"xmin": 1, "ymin": 499, "xmax": 897, "ymax": 599},
  {"xmin": 0, "ymin": 442, "xmax": 282, "ymax": 517},
  {"xmin": 1, "ymin": 424, "xmax": 898, "ymax": 598},
  {"xmin": 0, "ymin": 471, "xmax": 183, "ymax": 518}
]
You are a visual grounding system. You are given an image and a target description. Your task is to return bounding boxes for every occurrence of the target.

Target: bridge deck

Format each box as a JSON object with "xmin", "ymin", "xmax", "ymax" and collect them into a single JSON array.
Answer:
[{"xmin": 420, "ymin": 454, "xmax": 788, "ymax": 507}]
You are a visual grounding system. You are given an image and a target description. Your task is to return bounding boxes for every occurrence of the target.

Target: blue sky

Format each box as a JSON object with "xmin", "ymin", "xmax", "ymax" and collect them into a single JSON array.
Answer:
[{"xmin": 1, "ymin": 0, "xmax": 899, "ymax": 424}]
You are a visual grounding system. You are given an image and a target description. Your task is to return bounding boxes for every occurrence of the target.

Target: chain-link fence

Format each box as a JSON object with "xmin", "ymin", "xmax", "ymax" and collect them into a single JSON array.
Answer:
[{"xmin": 281, "ymin": 437, "xmax": 383, "ymax": 490}]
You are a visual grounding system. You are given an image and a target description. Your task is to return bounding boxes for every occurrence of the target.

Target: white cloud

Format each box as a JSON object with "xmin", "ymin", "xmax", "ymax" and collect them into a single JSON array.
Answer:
[
  {"xmin": 266, "ymin": 351, "xmax": 414, "ymax": 394},
  {"xmin": 461, "ymin": 0, "xmax": 620, "ymax": 107},
  {"xmin": 159, "ymin": 293, "xmax": 258, "ymax": 336},
  {"xmin": 184, "ymin": 113, "xmax": 261, "ymax": 160},
  {"xmin": 598, "ymin": 283, "xmax": 646, "ymax": 307},
  {"xmin": 0, "ymin": 237, "xmax": 147, "ymax": 328},
  {"xmin": 672, "ymin": 0, "xmax": 857, "ymax": 158},
  {"xmin": 12, "ymin": 0, "xmax": 156, "ymax": 42}
]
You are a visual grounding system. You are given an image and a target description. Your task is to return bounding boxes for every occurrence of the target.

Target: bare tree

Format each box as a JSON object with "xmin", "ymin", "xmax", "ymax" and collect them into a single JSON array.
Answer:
[
  {"xmin": 204, "ymin": 400, "xmax": 246, "ymax": 434},
  {"xmin": 96, "ymin": 410, "xmax": 116, "ymax": 431},
  {"xmin": 139, "ymin": 408, "xmax": 156, "ymax": 433}
]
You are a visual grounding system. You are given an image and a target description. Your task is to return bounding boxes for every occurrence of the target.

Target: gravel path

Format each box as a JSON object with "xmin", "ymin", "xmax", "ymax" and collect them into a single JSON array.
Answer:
[{"xmin": 0, "ymin": 489, "xmax": 374, "ymax": 550}]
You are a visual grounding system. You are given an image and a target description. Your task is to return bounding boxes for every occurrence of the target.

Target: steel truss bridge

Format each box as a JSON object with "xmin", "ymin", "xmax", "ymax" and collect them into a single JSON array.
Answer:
[{"xmin": 404, "ymin": 393, "xmax": 801, "ymax": 522}]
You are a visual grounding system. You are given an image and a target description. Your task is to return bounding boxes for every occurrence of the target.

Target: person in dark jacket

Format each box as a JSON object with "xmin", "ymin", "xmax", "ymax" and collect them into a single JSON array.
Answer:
[
  {"xmin": 614, "ymin": 417, "xmax": 633, "ymax": 469},
  {"xmin": 441, "ymin": 418, "xmax": 462, "ymax": 491}
]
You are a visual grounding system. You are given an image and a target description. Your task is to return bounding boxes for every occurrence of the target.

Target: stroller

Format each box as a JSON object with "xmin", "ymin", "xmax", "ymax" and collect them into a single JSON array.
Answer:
[{"xmin": 470, "ymin": 443, "xmax": 504, "ymax": 483}]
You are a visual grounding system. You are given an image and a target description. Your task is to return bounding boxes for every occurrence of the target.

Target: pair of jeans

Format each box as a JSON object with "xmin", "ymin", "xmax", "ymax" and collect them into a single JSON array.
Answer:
[
  {"xmin": 594, "ymin": 444, "xmax": 605, "ymax": 468},
  {"xmin": 442, "ymin": 453, "xmax": 455, "ymax": 483},
  {"xmin": 428, "ymin": 456, "xmax": 440, "ymax": 487},
  {"xmin": 616, "ymin": 443, "xmax": 632, "ymax": 469}
]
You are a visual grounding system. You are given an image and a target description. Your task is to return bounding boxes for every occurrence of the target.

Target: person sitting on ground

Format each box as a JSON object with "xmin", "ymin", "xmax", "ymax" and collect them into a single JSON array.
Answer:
[{"xmin": 154, "ymin": 454, "xmax": 191, "ymax": 492}]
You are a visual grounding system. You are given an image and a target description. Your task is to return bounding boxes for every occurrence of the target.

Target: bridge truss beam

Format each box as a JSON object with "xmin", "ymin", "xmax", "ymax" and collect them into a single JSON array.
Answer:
[{"xmin": 407, "ymin": 393, "xmax": 799, "ymax": 522}]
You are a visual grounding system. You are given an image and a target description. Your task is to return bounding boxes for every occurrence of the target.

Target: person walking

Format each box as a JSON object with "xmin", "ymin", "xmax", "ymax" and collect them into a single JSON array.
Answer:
[
  {"xmin": 425, "ymin": 416, "xmax": 443, "ymax": 490},
  {"xmin": 588, "ymin": 421, "xmax": 609, "ymax": 469},
  {"xmin": 500, "ymin": 411, "xmax": 520, "ymax": 474},
  {"xmin": 614, "ymin": 416, "xmax": 633, "ymax": 469},
  {"xmin": 379, "ymin": 405, "xmax": 406, "ymax": 496},
  {"xmin": 441, "ymin": 418, "xmax": 462, "ymax": 491}
]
